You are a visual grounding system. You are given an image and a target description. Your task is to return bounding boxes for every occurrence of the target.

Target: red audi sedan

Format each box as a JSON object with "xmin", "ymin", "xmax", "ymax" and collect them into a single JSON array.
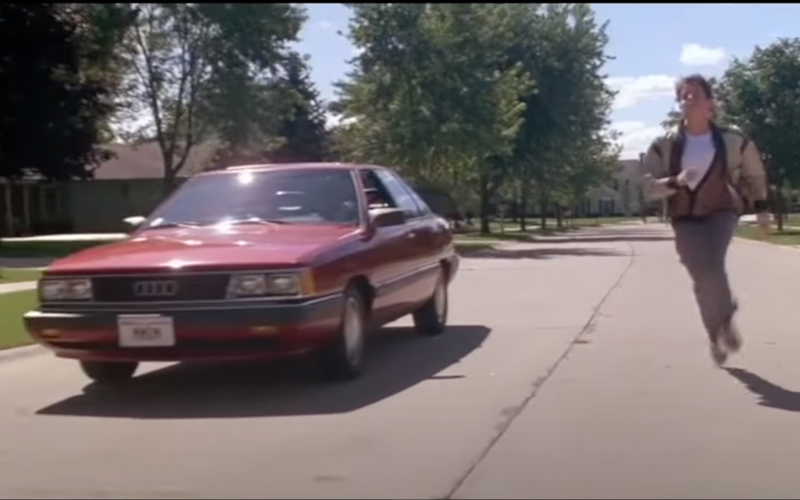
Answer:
[{"xmin": 23, "ymin": 163, "xmax": 459, "ymax": 384}]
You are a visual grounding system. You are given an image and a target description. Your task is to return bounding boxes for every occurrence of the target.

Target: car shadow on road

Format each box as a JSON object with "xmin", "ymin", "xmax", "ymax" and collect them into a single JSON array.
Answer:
[
  {"xmin": 469, "ymin": 247, "xmax": 626, "ymax": 259},
  {"xmin": 35, "ymin": 325, "xmax": 490, "ymax": 420},
  {"xmin": 725, "ymin": 367, "xmax": 800, "ymax": 412}
]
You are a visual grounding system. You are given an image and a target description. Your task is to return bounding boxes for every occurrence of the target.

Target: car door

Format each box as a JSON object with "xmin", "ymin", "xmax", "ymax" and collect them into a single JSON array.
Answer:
[
  {"xmin": 356, "ymin": 169, "xmax": 415, "ymax": 324},
  {"xmin": 372, "ymin": 169, "xmax": 438, "ymax": 311}
]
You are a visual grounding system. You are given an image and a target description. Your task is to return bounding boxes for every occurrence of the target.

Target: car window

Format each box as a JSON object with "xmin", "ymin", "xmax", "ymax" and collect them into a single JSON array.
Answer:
[
  {"xmin": 372, "ymin": 169, "xmax": 424, "ymax": 219},
  {"xmin": 360, "ymin": 170, "xmax": 395, "ymax": 209},
  {"xmin": 145, "ymin": 168, "xmax": 360, "ymax": 227},
  {"xmin": 392, "ymin": 174, "xmax": 432, "ymax": 216}
]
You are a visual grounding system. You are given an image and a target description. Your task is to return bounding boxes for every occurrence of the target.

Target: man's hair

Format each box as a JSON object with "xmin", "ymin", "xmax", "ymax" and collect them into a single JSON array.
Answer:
[{"xmin": 675, "ymin": 74, "xmax": 714, "ymax": 100}]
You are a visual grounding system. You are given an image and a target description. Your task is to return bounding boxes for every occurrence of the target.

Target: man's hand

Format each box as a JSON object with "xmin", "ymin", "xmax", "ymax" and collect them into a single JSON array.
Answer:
[
  {"xmin": 642, "ymin": 174, "xmax": 677, "ymax": 201},
  {"xmin": 677, "ymin": 168, "xmax": 699, "ymax": 187}
]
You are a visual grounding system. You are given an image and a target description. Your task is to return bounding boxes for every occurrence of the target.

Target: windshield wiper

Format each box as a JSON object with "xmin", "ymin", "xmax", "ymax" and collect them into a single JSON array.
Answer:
[
  {"xmin": 225, "ymin": 216, "xmax": 288, "ymax": 226},
  {"xmin": 147, "ymin": 220, "xmax": 206, "ymax": 230}
]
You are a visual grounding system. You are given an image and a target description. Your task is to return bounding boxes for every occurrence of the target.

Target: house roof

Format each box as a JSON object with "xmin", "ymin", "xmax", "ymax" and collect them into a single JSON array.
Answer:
[{"xmin": 91, "ymin": 141, "xmax": 220, "ymax": 180}]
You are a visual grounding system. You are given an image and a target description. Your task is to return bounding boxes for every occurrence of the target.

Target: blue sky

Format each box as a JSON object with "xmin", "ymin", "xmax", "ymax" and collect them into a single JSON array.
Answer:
[{"xmin": 293, "ymin": 3, "xmax": 800, "ymax": 159}]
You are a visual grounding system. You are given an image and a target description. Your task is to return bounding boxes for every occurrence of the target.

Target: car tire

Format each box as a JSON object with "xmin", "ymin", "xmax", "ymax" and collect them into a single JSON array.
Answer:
[
  {"xmin": 79, "ymin": 361, "xmax": 139, "ymax": 384},
  {"xmin": 413, "ymin": 268, "xmax": 448, "ymax": 337},
  {"xmin": 317, "ymin": 286, "xmax": 367, "ymax": 382}
]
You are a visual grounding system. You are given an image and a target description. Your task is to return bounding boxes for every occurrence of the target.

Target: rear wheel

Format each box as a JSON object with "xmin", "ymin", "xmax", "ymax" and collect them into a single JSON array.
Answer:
[
  {"xmin": 413, "ymin": 268, "xmax": 448, "ymax": 336},
  {"xmin": 79, "ymin": 361, "xmax": 138, "ymax": 384},
  {"xmin": 317, "ymin": 286, "xmax": 367, "ymax": 382}
]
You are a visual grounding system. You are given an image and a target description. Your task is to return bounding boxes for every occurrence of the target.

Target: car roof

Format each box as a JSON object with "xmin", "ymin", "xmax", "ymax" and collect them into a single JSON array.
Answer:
[{"xmin": 197, "ymin": 162, "xmax": 389, "ymax": 177}]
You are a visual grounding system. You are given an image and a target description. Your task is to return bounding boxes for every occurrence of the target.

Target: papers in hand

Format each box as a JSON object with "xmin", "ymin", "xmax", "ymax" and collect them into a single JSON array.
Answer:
[{"xmin": 642, "ymin": 174, "xmax": 677, "ymax": 201}]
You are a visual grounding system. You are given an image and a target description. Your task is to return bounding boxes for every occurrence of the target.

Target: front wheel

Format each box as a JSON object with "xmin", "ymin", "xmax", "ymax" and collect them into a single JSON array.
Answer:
[
  {"xmin": 317, "ymin": 286, "xmax": 367, "ymax": 382},
  {"xmin": 413, "ymin": 269, "xmax": 449, "ymax": 336},
  {"xmin": 79, "ymin": 360, "xmax": 138, "ymax": 384}
]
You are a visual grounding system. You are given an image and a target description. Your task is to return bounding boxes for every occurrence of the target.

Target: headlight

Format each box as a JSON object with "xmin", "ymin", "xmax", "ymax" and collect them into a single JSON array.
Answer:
[
  {"xmin": 39, "ymin": 278, "xmax": 93, "ymax": 301},
  {"xmin": 268, "ymin": 274, "xmax": 301, "ymax": 295},
  {"xmin": 226, "ymin": 273, "xmax": 305, "ymax": 298}
]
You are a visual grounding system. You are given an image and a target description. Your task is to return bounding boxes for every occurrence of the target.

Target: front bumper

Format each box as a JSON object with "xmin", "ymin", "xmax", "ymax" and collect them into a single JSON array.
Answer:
[{"xmin": 23, "ymin": 294, "xmax": 344, "ymax": 362}]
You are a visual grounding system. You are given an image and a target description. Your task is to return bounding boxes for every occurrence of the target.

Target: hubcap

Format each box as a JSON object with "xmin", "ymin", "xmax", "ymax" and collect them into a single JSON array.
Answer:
[
  {"xmin": 342, "ymin": 296, "xmax": 364, "ymax": 366},
  {"xmin": 434, "ymin": 280, "xmax": 447, "ymax": 324}
]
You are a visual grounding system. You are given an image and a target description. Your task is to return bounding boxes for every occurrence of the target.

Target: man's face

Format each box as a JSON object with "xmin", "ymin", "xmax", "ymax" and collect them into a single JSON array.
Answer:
[{"xmin": 678, "ymin": 81, "xmax": 713, "ymax": 122}]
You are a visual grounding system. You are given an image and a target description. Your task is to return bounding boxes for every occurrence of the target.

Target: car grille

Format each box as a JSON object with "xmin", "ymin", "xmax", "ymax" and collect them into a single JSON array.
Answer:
[{"xmin": 91, "ymin": 274, "xmax": 231, "ymax": 302}]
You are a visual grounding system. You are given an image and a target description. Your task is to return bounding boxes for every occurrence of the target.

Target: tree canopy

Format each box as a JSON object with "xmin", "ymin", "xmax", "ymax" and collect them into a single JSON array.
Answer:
[
  {"xmin": 332, "ymin": 3, "xmax": 617, "ymax": 232},
  {"xmin": 0, "ymin": 4, "xmax": 115, "ymax": 180}
]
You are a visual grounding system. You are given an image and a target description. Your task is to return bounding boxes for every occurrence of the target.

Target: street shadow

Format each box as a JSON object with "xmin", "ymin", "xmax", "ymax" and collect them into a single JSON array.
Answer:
[
  {"xmin": 468, "ymin": 247, "xmax": 625, "ymax": 260},
  {"xmin": 725, "ymin": 367, "xmax": 800, "ymax": 412},
  {"xmin": 535, "ymin": 235, "xmax": 674, "ymax": 244},
  {"xmin": 532, "ymin": 227, "xmax": 674, "ymax": 245},
  {"xmin": 35, "ymin": 325, "xmax": 490, "ymax": 420}
]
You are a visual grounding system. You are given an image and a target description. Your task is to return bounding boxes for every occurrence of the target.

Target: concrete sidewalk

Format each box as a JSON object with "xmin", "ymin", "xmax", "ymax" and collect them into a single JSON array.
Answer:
[
  {"xmin": 454, "ymin": 223, "xmax": 800, "ymax": 499},
  {"xmin": 0, "ymin": 281, "xmax": 36, "ymax": 295}
]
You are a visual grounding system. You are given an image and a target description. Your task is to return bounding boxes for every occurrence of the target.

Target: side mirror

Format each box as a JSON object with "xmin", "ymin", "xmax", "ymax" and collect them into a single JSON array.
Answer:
[
  {"xmin": 369, "ymin": 207, "xmax": 406, "ymax": 228},
  {"xmin": 123, "ymin": 215, "xmax": 147, "ymax": 230}
]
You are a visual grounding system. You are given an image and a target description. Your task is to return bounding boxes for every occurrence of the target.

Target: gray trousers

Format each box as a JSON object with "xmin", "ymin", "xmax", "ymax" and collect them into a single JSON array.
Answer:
[{"xmin": 672, "ymin": 211, "xmax": 738, "ymax": 343}]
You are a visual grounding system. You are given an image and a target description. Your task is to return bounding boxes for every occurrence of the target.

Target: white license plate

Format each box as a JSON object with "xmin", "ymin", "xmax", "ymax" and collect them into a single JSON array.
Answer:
[{"xmin": 117, "ymin": 315, "xmax": 176, "ymax": 348}]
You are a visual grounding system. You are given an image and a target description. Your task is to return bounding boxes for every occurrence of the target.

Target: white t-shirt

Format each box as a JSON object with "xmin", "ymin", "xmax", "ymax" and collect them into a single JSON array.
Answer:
[{"xmin": 680, "ymin": 131, "xmax": 716, "ymax": 191}]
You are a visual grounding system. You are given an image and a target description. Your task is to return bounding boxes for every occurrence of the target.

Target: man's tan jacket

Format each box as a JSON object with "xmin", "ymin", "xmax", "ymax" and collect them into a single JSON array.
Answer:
[{"xmin": 640, "ymin": 124, "xmax": 769, "ymax": 217}]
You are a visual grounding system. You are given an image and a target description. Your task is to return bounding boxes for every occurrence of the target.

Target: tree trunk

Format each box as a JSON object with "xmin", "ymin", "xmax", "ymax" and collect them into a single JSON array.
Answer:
[
  {"xmin": 556, "ymin": 205, "xmax": 563, "ymax": 228},
  {"xmin": 519, "ymin": 183, "xmax": 527, "ymax": 232},
  {"xmin": 540, "ymin": 199, "xmax": 547, "ymax": 230},
  {"xmin": 479, "ymin": 174, "xmax": 491, "ymax": 235}
]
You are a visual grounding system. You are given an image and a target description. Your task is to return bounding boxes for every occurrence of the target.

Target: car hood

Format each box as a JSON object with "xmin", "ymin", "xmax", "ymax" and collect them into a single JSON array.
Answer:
[{"xmin": 47, "ymin": 224, "xmax": 361, "ymax": 274}]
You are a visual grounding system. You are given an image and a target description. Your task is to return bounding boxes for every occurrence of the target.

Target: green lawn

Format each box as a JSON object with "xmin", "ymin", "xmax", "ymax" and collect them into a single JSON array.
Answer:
[
  {"xmin": 0, "ymin": 290, "xmax": 38, "ymax": 350},
  {"xmin": 735, "ymin": 225, "xmax": 800, "ymax": 246},
  {"xmin": 0, "ymin": 268, "xmax": 43, "ymax": 284},
  {"xmin": 0, "ymin": 240, "xmax": 109, "ymax": 258}
]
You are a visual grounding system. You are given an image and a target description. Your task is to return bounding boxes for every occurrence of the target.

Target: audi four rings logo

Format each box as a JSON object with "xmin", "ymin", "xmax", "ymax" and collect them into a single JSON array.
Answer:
[{"xmin": 132, "ymin": 280, "xmax": 178, "ymax": 297}]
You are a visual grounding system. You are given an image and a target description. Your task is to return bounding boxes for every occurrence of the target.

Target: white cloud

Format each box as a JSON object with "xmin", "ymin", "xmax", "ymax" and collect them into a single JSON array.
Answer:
[
  {"xmin": 317, "ymin": 20, "xmax": 332, "ymax": 30},
  {"xmin": 606, "ymin": 75, "xmax": 676, "ymax": 110},
  {"xmin": 611, "ymin": 121, "xmax": 664, "ymax": 160},
  {"xmin": 680, "ymin": 43, "xmax": 727, "ymax": 66}
]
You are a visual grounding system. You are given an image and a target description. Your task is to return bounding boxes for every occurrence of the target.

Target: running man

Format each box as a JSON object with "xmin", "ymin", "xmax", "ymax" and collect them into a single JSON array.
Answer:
[{"xmin": 640, "ymin": 73, "xmax": 770, "ymax": 366}]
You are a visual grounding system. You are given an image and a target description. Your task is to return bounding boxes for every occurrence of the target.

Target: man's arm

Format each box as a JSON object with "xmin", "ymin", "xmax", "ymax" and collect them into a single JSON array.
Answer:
[{"xmin": 640, "ymin": 140, "xmax": 679, "ymax": 201}]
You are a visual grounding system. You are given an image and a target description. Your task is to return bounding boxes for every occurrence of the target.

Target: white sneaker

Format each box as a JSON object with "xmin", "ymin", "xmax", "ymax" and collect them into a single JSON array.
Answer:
[
  {"xmin": 719, "ymin": 319, "xmax": 742, "ymax": 353},
  {"xmin": 710, "ymin": 339, "xmax": 729, "ymax": 366}
]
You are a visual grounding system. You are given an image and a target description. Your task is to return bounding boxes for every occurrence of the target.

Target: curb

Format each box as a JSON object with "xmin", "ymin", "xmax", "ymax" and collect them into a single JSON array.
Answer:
[{"xmin": 0, "ymin": 344, "xmax": 46, "ymax": 364}]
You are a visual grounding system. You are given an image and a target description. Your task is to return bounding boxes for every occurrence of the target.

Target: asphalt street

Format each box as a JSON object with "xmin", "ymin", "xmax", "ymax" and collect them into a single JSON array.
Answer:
[{"xmin": 1, "ymin": 222, "xmax": 798, "ymax": 499}]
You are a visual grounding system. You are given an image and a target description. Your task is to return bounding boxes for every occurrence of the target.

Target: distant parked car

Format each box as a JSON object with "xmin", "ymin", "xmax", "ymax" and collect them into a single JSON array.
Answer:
[{"xmin": 23, "ymin": 163, "xmax": 459, "ymax": 384}]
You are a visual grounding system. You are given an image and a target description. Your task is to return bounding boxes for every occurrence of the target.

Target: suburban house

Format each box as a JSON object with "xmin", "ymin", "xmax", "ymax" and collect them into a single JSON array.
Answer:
[
  {"xmin": 0, "ymin": 141, "xmax": 219, "ymax": 235},
  {"xmin": 577, "ymin": 157, "xmax": 646, "ymax": 217}
]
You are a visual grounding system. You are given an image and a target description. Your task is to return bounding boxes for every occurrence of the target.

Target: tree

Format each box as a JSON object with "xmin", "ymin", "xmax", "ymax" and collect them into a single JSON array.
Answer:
[
  {"xmin": 333, "ymin": 4, "xmax": 529, "ymax": 233},
  {"xmin": 0, "ymin": 4, "xmax": 113, "ymax": 180},
  {"xmin": 503, "ymin": 4, "xmax": 615, "ymax": 229},
  {"xmin": 716, "ymin": 39, "xmax": 800, "ymax": 230},
  {"xmin": 64, "ymin": 3, "xmax": 138, "ymax": 144},
  {"xmin": 661, "ymin": 109, "xmax": 682, "ymax": 130},
  {"xmin": 116, "ymin": 3, "xmax": 305, "ymax": 187},
  {"xmin": 267, "ymin": 52, "xmax": 331, "ymax": 162}
]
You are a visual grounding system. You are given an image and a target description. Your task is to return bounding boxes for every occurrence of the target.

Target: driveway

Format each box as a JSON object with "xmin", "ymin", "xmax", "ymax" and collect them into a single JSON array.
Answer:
[{"xmin": 0, "ymin": 223, "xmax": 795, "ymax": 499}]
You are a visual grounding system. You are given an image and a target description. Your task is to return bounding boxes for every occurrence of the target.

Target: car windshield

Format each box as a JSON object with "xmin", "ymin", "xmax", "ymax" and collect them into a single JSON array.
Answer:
[{"xmin": 145, "ymin": 168, "xmax": 360, "ymax": 228}]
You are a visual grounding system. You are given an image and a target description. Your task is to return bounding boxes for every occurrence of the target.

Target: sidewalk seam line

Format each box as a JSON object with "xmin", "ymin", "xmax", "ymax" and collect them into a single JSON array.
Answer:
[{"xmin": 441, "ymin": 240, "xmax": 639, "ymax": 499}]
